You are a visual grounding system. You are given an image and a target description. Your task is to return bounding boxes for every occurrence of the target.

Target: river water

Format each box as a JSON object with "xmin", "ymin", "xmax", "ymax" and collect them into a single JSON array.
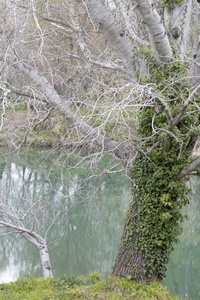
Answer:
[{"xmin": 0, "ymin": 149, "xmax": 199, "ymax": 299}]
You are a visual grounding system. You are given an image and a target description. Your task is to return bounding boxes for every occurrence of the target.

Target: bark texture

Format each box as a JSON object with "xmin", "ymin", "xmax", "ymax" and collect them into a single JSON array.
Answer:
[
  {"xmin": 164, "ymin": 0, "xmax": 193, "ymax": 58},
  {"xmin": 112, "ymin": 199, "xmax": 147, "ymax": 280},
  {"xmin": 39, "ymin": 244, "xmax": 53, "ymax": 278},
  {"xmin": 112, "ymin": 190, "xmax": 161, "ymax": 281},
  {"xmin": 84, "ymin": 0, "xmax": 136, "ymax": 76},
  {"xmin": 134, "ymin": 0, "xmax": 172, "ymax": 63}
]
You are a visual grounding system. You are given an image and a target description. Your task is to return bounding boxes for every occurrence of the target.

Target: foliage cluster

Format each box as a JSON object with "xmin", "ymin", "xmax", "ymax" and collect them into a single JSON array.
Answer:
[
  {"xmin": 162, "ymin": 0, "xmax": 184, "ymax": 11},
  {"xmin": 0, "ymin": 275, "xmax": 182, "ymax": 299},
  {"xmin": 125, "ymin": 48, "xmax": 199, "ymax": 279}
]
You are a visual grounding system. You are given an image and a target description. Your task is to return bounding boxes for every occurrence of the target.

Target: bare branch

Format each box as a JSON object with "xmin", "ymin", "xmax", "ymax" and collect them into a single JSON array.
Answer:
[
  {"xmin": 0, "ymin": 220, "xmax": 43, "ymax": 241},
  {"xmin": 175, "ymin": 157, "xmax": 200, "ymax": 180},
  {"xmin": 169, "ymin": 84, "xmax": 200, "ymax": 130},
  {"xmin": 0, "ymin": 51, "xmax": 136, "ymax": 164},
  {"xmin": 64, "ymin": 52, "xmax": 133, "ymax": 80},
  {"xmin": 146, "ymin": 140, "xmax": 162, "ymax": 155},
  {"xmin": 40, "ymin": 15, "xmax": 80, "ymax": 33},
  {"xmin": 2, "ymin": 82, "xmax": 46, "ymax": 101}
]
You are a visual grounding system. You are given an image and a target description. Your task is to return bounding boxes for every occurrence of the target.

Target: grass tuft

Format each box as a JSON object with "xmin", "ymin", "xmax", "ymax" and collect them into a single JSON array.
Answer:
[{"xmin": 0, "ymin": 274, "xmax": 185, "ymax": 300}]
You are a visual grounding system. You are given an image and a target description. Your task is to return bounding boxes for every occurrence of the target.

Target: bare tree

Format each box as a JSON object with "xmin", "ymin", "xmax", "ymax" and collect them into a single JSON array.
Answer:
[
  {"xmin": 0, "ymin": 0, "xmax": 200, "ymax": 281},
  {"xmin": 0, "ymin": 214, "xmax": 53, "ymax": 278},
  {"xmin": 0, "ymin": 161, "xmax": 59, "ymax": 278},
  {"xmin": 0, "ymin": 149, "xmax": 115, "ymax": 279}
]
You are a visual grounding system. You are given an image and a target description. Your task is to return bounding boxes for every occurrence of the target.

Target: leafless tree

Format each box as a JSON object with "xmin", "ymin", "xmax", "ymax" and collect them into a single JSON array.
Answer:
[
  {"xmin": 0, "ymin": 160, "xmax": 61, "ymax": 278},
  {"xmin": 0, "ymin": 0, "xmax": 200, "ymax": 281},
  {"xmin": 0, "ymin": 150, "xmax": 116, "ymax": 279}
]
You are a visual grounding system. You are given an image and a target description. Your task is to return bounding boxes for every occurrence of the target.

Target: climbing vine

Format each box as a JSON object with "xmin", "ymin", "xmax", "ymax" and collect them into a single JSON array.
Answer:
[{"xmin": 123, "ymin": 48, "xmax": 200, "ymax": 280}]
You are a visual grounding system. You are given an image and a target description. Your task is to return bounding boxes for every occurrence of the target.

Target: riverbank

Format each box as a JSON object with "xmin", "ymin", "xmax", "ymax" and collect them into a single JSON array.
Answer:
[
  {"xmin": 2, "ymin": 108, "xmax": 200, "ymax": 157},
  {"xmin": 1, "ymin": 110, "xmax": 67, "ymax": 148},
  {"xmin": 1, "ymin": 106, "xmax": 135, "ymax": 149},
  {"xmin": 0, "ymin": 274, "xmax": 183, "ymax": 299}
]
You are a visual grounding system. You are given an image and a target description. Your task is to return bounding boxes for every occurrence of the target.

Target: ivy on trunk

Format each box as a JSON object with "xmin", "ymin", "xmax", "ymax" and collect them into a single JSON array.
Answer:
[{"xmin": 112, "ymin": 54, "xmax": 199, "ymax": 280}]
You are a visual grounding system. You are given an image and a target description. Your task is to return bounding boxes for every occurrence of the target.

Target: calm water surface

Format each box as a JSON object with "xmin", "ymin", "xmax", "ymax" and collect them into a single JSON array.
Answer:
[{"xmin": 0, "ymin": 149, "xmax": 199, "ymax": 300}]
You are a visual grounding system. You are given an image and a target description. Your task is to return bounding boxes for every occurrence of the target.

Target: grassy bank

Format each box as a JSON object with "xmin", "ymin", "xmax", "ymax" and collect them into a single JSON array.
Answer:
[{"xmin": 0, "ymin": 274, "xmax": 183, "ymax": 300}]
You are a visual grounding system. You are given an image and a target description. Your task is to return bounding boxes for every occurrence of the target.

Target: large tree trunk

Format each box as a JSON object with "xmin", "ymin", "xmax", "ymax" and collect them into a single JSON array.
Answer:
[
  {"xmin": 112, "ymin": 191, "xmax": 162, "ymax": 281},
  {"xmin": 112, "ymin": 190, "xmax": 170, "ymax": 281},
  {"xmin": 112, "ymin": 152, "xmax": 187, "ymax": 281},
  {"xmin": 112, "ymin": 194, "xmax": 148, "ymax": 280}
]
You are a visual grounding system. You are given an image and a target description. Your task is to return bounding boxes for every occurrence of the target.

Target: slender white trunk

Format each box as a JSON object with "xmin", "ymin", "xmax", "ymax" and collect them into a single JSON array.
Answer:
[
  {"xmin": 0, "ymin": 203, "xmax": 53, "ymax": 278},
  {"xmin": 38, "ymin": 243, "xmax": 53, "ymax": 278},
  {"xmin": 134, "ymin": 0, "xmax": 172, "ymax": 63},
  {"xmin": 164, "ymin": 0, "xmax": 193, "ymax": 58},
  {"xmin": 83, "ymin": 0, "xmax": 136, "ymax": 76}
]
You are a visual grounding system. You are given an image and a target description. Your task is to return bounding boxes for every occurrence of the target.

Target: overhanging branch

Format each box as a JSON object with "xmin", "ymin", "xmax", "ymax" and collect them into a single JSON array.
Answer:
[{"xmin": 0, "ymin": 51, "xmax": 136, "ymax": 165}]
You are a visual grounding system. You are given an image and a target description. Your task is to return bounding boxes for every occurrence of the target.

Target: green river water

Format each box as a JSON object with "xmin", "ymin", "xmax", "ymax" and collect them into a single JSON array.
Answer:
[{"xmin": 0, "ymin": 149, "xmax": 199, "ymax": 299}]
